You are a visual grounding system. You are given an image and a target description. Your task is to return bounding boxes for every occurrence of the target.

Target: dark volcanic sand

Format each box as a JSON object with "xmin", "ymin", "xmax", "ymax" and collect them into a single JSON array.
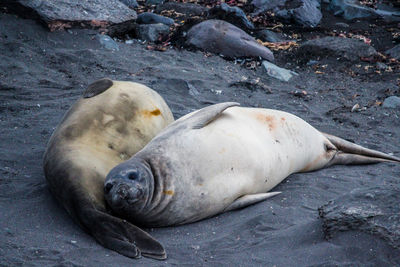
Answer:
[{"xmin": 1, "ymin": 12, "xmax": 400, "ymax": 266}]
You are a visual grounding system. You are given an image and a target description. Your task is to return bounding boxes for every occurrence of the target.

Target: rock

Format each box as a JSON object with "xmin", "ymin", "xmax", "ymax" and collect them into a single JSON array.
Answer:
[
  {"xmin": 251, "ymin": 0, "xmax": 283, "ymax": 15},
  {"xmin": 327, "ymin": 0, "xmax": 400, "ymax": 21},
  {"xmin": 119, "ymin": 0, "xmax": 139, "ymax": 8},
  {"xmin": 137, "ymin": 12, "xmax": 174, "ymax": 26},
  {"xmin": 0, "ymin": 0, "xmax": 137, "ymax": 29},
  {"xmin": 135, "ymin": 23, "xmax": 170, "ymax": 42},
  {"xmin": 256, "ymin": 30, "xmax": 287, "ymax": 43},
  {"xmin": 262, "ymin": 61, "xmax": 298, "ymax": 82},
  {"xmin": 306, "ymin": 59, "xmax": 319, "ymax": 66},
  {"xmin": 291, "ymin": 0, "xmax": 322, "ymax": 27},
  {"xmin": 146, "ymin": 0, "xmax": 164, "ymax": 6},
  {"xmin": 208, "ymin": 3, "xmax": 254, "ymax": 32},
  {"xmin": 251, "ymin": 0, "xmax": 322, "ymax": 27},
  {"xmin": 376, "ymin": 62, "xmax": 388, "ymax": 70},
  {"xmin": 186, "ymin": 20, "xmax": 274, "ymax": 61},
  {"xmin": 298, "ymin": 36, "xmax": 378, "ymax": 62},
  {"xmin": 382, "ymin": 96, "xmax": 400, "ymax": 109},
  {"xmin": 335, "ymin": 22, "xmax": 350, "ymax": 28},
  {"xmin": 386, "ymin": 44, "xmax": 400, "ymax": 60},
  {"xmin": 328, "ymin": 0, "xmax": 376, "ymax": 20},
  {"xmin": 97, "ymin": 34, "xmax": 120, "ymax": 51},
  {"xmin": 319, "ymin": 187, "xmax": 400, "ymax": 249},
  {"xmin": 155, "ymin": 2, "xmax": 208, "ymax": 17},
  {"xmin": 106, "ymin": 20, "xmax": 136, "ymax": 38}
]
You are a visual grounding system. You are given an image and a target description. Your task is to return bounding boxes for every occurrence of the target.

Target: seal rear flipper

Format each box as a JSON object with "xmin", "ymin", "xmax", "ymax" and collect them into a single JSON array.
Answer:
[
  {"xmin": 78, "ymin": 207, "xmax": 166, "ymax": 260},
  {"xmin": 323, "ymin": 133, "xmax": 400, "ymax": 165},
  {"xmin": 223, "ymin": 192, "xmax": 281, "ymax": 212}
]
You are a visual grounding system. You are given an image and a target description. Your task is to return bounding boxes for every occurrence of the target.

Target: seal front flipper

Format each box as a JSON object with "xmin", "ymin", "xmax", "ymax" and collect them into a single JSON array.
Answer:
[
  {"xmin": 189, "ymin": 102, "xmax": 240, "ymax": 129},
  {"xmin": 223, "ymin": 192, "xmax": 281, "ymax": 212},
  {"xmin": 79, "ymin": 207, "xmax": 166, "ymax": 259},
  {"xmin": 83, "ymin": 78, "xmax": 113, "ymax": 98}
]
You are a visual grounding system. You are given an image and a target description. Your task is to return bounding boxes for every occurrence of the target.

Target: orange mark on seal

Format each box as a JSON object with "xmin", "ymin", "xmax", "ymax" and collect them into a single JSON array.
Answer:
[
  {"xmin": 142, "ymin": 108, "xmax": 161, "ymax": 118},
  {"xmin": 163, "ymin": 190, "xmax": 174, "ymax": 196},
  {"xmin": 256, "ymin": 114, "xmax": 276, "ymax": 131}
]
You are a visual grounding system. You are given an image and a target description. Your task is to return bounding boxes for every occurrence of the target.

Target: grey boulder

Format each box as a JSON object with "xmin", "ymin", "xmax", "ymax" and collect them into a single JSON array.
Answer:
[
  {"xmin": 1, "ymin": 0, "xmax": 137, "ymax": 28},
  {"xmin": 251, "ymin": 0, "xmax": 322, "ymax": 27},
  {"xmin": 386, "ymin": 44, "xmax": 400, "ymax": 60},
  {"xmin": 382, "ymin": 96, "xmax": 400, "ymax": 109},
  {"xmin": 135, "ymin": 23, "xmax": 170, "ymax": 42},
  {"xmin": 319, "ymin": 187, "xmax": 400, "ymax": 250},
  {"xmin": 186, "ymin": 20, "xmax": 274, "ymax": 61},
  {"xmin": 208, "ymin": 3, "xmax": 254, "ymax": 31},
  {"xmin": 298, "ymin": 36, "xmax": 378, "ymax": 62},
  {"xmin": 256, "ymin": 29, "xmax": 288, "ymax": 43},
  {"xmin": 327, "ymin": 0, "xmax": 400, "ymax": 21},
  {"xmin": 137, "ymin": 12, "xmax": 174, "ymax": 26},
  {"xmin": 262, "ymin": 61, "xmax": 298, "ymax": 82}
]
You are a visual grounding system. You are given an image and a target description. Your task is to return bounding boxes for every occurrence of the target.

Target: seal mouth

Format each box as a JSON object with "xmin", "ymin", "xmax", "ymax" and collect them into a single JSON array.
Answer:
[{"xmin": 108, "ymin": 183, "xmax": 144, "ymax": 208}]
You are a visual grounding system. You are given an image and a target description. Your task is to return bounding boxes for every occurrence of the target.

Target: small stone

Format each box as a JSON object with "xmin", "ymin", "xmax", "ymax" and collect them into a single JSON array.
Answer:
[
  {"xmin": 306, "ymin": 60, "xmax": 319, "ymax": 66},
  {"xmin": 135, "ymin": 23, "xmax": 170, "ymax": 42},
  {"xmin": 386, "ymin": 44, "xmax": 400, "ymax": 60},
  {"xmin": 251, "ymin": 0, "xmax": 283, "ymax": 15},
  {"xmin": 96, "ymin": 34, "xmax": 119, "ymax": 51},
  {"xmin": 376, "ymin": 62, "xmax": 388, "ymax": 70},
  {"xmin": 262, "ymin": 61, "xmax": 298, "ymax": 82},
  {"xmin": 382, "ymin": 96, "xmax": 400, "ymax": 109},
  {"xmin": 256, "ymin": 29, "xmax": 287, "ymax": 43},
  {"xmin": 137, "ymin": 12, "xmax": 174, "ymax": 26},
  {"xmin": 146, "ymin": 0, "xmax": 164, "ymax": 6},
  {"xmin": 351, "ymin": 103, "xmax": 360, "ymax": 112},
  {"xmin": 335, "ymin": 22, "xmax": 349, "ymax": 28},
  {"xmin": 208, "ymin": 3, "xmax": 254, "ymax": 31},
  {"xmin": 119, "ymin": 0, "xmax": 138, "ymax": 8}
]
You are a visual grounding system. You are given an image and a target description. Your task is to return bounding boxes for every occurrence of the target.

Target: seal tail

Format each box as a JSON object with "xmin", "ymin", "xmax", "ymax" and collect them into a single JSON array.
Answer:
[{"xmin": 323, "ymin": 133, "xmax": 400, "ymax": 166}]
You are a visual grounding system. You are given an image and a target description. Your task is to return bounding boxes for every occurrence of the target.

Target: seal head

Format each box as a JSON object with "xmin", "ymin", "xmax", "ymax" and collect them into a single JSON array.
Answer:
[{"xmin": 105, "ymin": 159, "xmax": 154, "ymax": 220}]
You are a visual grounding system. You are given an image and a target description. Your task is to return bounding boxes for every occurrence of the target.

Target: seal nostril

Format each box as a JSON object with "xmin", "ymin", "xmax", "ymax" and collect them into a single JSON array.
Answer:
[{"xmin": 104, "ymin": 183, "xmax": 113, "ymax": 193}]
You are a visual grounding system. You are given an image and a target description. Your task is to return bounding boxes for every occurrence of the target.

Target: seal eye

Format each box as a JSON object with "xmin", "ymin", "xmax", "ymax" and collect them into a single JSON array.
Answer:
[
  {"xmin": 128, "ymin": 170, "xmax": 139, "ymax": 180},
  {"xmin": 104, "ymin": 182, "xmax": 113, "ymax": 193}
]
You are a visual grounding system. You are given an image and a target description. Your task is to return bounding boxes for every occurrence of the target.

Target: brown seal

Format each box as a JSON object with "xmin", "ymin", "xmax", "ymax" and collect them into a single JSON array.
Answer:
[{"xmin": 43, "ymin": 78, "xmax": 174, "ymax": 259}]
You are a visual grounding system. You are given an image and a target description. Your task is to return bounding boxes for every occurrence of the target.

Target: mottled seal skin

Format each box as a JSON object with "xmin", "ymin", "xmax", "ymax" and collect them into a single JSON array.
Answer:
[
  {"xmin": 104, "ymin": 102, "xmax": 400, "ymax": 256},
  {"xmin": 43, "ymin": 78, "xmax": 174, "ymax": 260}
]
